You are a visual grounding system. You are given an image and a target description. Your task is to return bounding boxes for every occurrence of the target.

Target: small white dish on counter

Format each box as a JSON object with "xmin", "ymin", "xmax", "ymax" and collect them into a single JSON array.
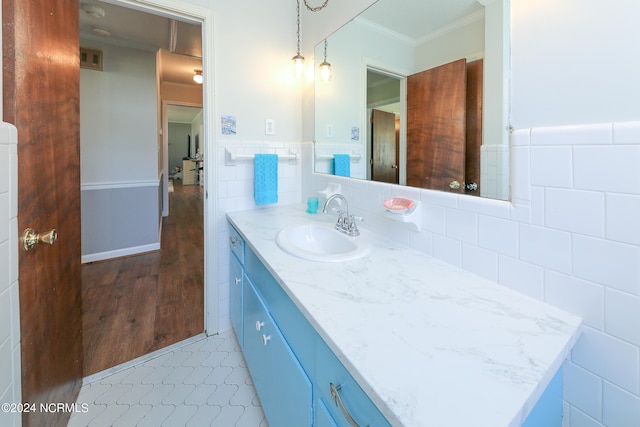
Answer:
[{"xmin": 383, "ymin": 197, "xmax": 415, "ymax": 214}]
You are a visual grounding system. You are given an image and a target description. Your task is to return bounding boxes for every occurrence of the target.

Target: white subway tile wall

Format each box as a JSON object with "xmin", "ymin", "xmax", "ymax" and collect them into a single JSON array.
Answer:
[
  {"xmin": 216, "ymin": 141, "xmax": 303, "ymax": 332},
  {"xmin": 480, "ymin": 144, "xmax": 509, "ymax": 200},
  {"xmin": 0, "ymin": 123, "xmax": 20, "ymax": 427},
  {"xmin": 304, "ymin": 121, "xmax": 640, "ymax": 426}
]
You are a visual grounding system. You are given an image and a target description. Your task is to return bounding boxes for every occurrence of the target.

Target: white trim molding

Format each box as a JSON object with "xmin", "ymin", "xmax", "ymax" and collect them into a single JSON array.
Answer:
[{"xmin": 81, "ymin": 180, "xmax": 160, "ymax": 191}]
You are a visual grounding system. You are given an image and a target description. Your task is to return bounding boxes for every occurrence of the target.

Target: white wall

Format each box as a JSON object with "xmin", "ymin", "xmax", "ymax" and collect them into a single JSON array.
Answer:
[
  {"xmin": 510, "ymin": 0, "xmax": 640, "ymax": 128},
  {"xmin": 314, "ymin": 18, "xmax": 414, "ymax": 148},
  {"xmin": 414, "ymin": 15, "xmax": 484, "ymax": 71},
  {"xmin": 168, "ymin": 122, "xmax": 191, "ymax": 173},
  {"xmin": 206, "ymin": 0, "xmax": 302, "ymax": 142},
  {"xmin": 80, "ymin": 41, "xmax": 158, "ymax": 185},
  {"xmin": 302, "ymin": 0, "xmax": 640, "ymax": 425},
  {"xmin": 192, "ymin": 110, "xmax": 204, "ymax": 158},
  {"xmin": 80, "ymin": 40, "xmax": 160, "ymax": 261}
]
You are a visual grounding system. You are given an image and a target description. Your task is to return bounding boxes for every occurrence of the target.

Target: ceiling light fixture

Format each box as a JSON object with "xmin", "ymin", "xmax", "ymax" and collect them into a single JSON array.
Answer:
[
  {"xmin": 193, "ymin": 69, "xmax": 203, "ymax": 84},
  {"xmin": 91, "ymin": 26, "xmax": 111, "ymax": 37},
  {"xmin": 319, "ymin": 39, "xmax": 332, "ymax": 83},
  {"xmin": 292, "ymin": 0, "xmax": 305, "ymax": 78},
  {"xmin": 81, "ymin": 3, "xmax": 106, "ymax": 18}
]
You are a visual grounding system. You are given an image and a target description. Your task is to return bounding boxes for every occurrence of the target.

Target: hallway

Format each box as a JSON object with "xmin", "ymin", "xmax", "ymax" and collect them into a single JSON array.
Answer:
[{"xmin": 82, "ymin": 181, "xmax": 205, "ymax": 376}]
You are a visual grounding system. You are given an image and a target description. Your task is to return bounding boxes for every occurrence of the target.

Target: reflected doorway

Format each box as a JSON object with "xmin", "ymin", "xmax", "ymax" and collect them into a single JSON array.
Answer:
[{"xmin": 367, "ymin": 69, "xmax": 403, "ymax": 184}]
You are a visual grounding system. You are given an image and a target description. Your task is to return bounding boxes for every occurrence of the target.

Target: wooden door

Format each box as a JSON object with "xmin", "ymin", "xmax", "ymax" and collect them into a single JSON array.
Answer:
[
  {"xmin": 371, "ymin": 109, "xmax": 399, "ymax": 184},
  {"xmin": 406, "ymin": 59, "xmax": 467, "ymax": 192},
  {"xmin": 3, "ymin": 1, "xmax": 83, "ymax": 426},
  {"xmin": 465, "ymin": 60, "xmax": 483, "ymax": 195}
]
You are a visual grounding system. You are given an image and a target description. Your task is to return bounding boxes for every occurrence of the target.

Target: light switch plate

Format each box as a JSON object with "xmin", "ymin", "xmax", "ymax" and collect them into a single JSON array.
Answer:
[{"xmin": 265, "ymin": 119, "xmax": 275, "ymax": 135}]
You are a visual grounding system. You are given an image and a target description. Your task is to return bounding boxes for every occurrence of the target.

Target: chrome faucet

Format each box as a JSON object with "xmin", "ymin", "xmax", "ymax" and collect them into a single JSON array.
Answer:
[{"xmin": 322, "ymin": 194, "xmax": 362, "ymax": 236}]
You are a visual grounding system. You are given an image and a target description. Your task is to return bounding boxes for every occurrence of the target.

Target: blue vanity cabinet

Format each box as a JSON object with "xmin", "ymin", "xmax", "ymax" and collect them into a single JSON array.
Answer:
[
  {"xmin": 316, "ymin": 398, "xmax": 339, "ymax": 427},
  {"xmin": 228, "ymin": 226, "xmax": 245, "ymax": 347},
  {"xmin": 229, "ymin": 254, "xmax": 243, "ymax": 347},
  {"xmin": 243, "ymin": 275, "xmax": 313, "ymax": 426},
  {"xmin": 229, "ymin": 225, "xmax": 244, "ymax": 263},
  {"xmin": 244, "ymin": 244, "xmax": 317, "ymax": 368},
  {"xmin": 522, "ymin": 369, "xmax": 563, "ymax": 427},
  {"xmin": 315, "ymin": 337, "xmax": 392, "ymax": 427},
  {"xmin": 229, "ymin": 225, "xmax": 391, "ymax": 427}
]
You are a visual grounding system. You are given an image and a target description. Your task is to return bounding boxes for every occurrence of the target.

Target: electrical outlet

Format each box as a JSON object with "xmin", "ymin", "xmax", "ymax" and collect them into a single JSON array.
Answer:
[
  {"xmin": 326, "ymin": 124, "xmax": 334, "ymax": 138},
  {"xmin": 265, "ymin": 119, "xmax": 275, "ymax": 135}
]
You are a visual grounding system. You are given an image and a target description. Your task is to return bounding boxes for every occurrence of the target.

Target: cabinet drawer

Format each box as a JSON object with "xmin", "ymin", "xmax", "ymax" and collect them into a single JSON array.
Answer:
[
  {"xmin": 229, "ymin": 255, "xmax": 243, "ymax": 348},
  {"xmin": 243, "ymin": 277, "xmax": 313, "ymax": 426},
  {"xmin": 316, "ymin": 398, "xmax": 339, "ymax": 427},
  {"xmin": 316, "ymin": 338, "xmax": 391, "ymax": 427},
  {"xmin": 229, "ymin": 225, "xmax": 244, "ymax": 263}
]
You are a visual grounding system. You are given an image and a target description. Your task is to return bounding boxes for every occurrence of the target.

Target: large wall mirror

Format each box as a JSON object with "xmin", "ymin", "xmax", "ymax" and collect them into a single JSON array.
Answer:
[{"xmin": 314, "ymin": 0, "xmax": 510, "ymax": 200}]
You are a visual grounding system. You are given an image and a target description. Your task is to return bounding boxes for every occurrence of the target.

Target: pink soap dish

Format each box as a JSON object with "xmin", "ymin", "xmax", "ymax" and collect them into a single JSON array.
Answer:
[{"xmin": 383, "ymin": 197, "xmax": 415, "ymax": 214}]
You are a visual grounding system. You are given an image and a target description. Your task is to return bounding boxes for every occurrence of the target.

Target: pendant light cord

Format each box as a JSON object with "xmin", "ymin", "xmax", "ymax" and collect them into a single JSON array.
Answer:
[
  {"xmin": 296, "ymin": 0, "xmax": 302, "ymax": 55},
  {"xmin": 303, "ymin": 0, "xmax": 329, "ymax": 12}
]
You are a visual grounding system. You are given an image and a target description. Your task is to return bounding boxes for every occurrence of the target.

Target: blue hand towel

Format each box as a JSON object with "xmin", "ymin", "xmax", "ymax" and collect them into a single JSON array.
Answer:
[
  {"xmin": 254, "ymin": 154, "xmax": 278, "ymax": 205},
  {"xmin": 333, "ymin": 154, "xmax": 350, "ymax": 177}
]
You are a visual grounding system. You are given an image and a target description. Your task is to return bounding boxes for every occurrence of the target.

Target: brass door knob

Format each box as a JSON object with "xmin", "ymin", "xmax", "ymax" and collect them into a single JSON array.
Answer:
[{"xmin": 22, "ymin": 228, "xmax": 58, "ymax": 251}]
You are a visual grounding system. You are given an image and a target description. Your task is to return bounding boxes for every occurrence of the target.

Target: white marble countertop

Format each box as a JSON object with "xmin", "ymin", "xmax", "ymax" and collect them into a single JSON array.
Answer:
[{"xmin": 227, "ymin": 205, "xmax": 582, "ymax": 427}]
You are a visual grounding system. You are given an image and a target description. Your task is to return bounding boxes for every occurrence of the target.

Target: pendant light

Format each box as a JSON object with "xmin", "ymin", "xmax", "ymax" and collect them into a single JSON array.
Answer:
[
  {"xmin": 292, "ymin": 0, "xmax": 331, "ymax": 79},
  {"xmin": 319, "ymin": 39, "xmax": 332, "ymax": 83},
  {"xmin": 193, "ymin": 69, "xmax": 203, "ymax": 84},
  {"xmin": 292, "ymin": 0, "xmax": 304, "ymax": 78}
]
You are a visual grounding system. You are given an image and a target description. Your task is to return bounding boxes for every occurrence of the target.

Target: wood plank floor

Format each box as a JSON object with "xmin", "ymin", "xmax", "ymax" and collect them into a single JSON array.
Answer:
[{"xmin": 81, "ymin": 180, "xmax": 204, "ymax": 376}]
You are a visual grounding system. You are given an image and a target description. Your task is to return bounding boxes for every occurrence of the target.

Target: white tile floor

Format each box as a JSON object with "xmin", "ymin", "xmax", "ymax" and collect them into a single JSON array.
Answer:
[{"xmin": 69, "ymin": 330, "xmax": 268, "ymax": 427}]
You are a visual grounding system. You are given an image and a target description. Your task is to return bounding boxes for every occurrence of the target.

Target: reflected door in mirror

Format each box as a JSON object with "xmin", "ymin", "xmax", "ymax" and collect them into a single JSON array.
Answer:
[
  {"xmin": 465, "ymin": 60, "xmax": 483, "ymax": 195},
  {"xmin": 407, "ymin": 59, "xmax": 467, "ymax": 192},
  {"xmin": 371, "ymin": 109, "xmax": 399, "ymax": 184}
]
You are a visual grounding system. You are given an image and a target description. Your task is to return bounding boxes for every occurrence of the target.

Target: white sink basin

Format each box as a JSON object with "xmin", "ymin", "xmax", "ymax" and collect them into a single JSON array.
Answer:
[{"xmin": 276, "ymin": 224, "xmax": 371, "ymax": 262}]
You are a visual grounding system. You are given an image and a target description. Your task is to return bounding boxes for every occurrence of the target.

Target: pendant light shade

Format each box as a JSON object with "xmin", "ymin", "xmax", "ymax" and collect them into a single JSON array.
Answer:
[
  {"xmin": 319, "ymin": 39, "xmax": 332, "ymax": 83},
  {"xmin": 193, "ymin": 69, "xmax": 203, "ymax": 84},
  {"xmin": 292, "ymin": 54, "xmax": 305, "ymax": 78}
]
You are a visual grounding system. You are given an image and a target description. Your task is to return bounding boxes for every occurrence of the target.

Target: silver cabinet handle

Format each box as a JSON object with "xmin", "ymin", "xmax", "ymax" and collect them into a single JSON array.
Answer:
[
  {"xmin": 234, "ymin": 277, "xmax": 241, "ymax": 285},
  {"xmin": 330, "ymin": 383, "xmax": 361, "ymax": 427},
  {"xmin": 229, "ymin": 236, "xmax": 240, "ymax": 248}
]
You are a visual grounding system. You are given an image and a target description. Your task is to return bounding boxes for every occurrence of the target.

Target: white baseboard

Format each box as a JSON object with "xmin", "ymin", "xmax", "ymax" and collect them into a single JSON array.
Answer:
[{"xmin": 82, "ymin": 242, "xmax": 160, "ymax": 264}]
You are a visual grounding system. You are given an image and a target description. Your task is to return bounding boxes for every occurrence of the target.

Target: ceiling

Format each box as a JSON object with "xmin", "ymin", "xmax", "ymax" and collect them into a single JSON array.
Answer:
[
  {"xmin": 360, "ymin": 0, "xmax": 483, "ymax": 42},
  {"xmin": 167, "ymin": 105, "xmax": 203, "ymax": 123},
  {"xmin": 79, "ymin": 0, "xmax": 202, "ymax": 87},
  {"xmin": 78, "ymin": 0, "xmax": 480, "ymax": 123},
  {"xmin": 78, "ymin": 0, "xmax": 483, "ymax": 86}
]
